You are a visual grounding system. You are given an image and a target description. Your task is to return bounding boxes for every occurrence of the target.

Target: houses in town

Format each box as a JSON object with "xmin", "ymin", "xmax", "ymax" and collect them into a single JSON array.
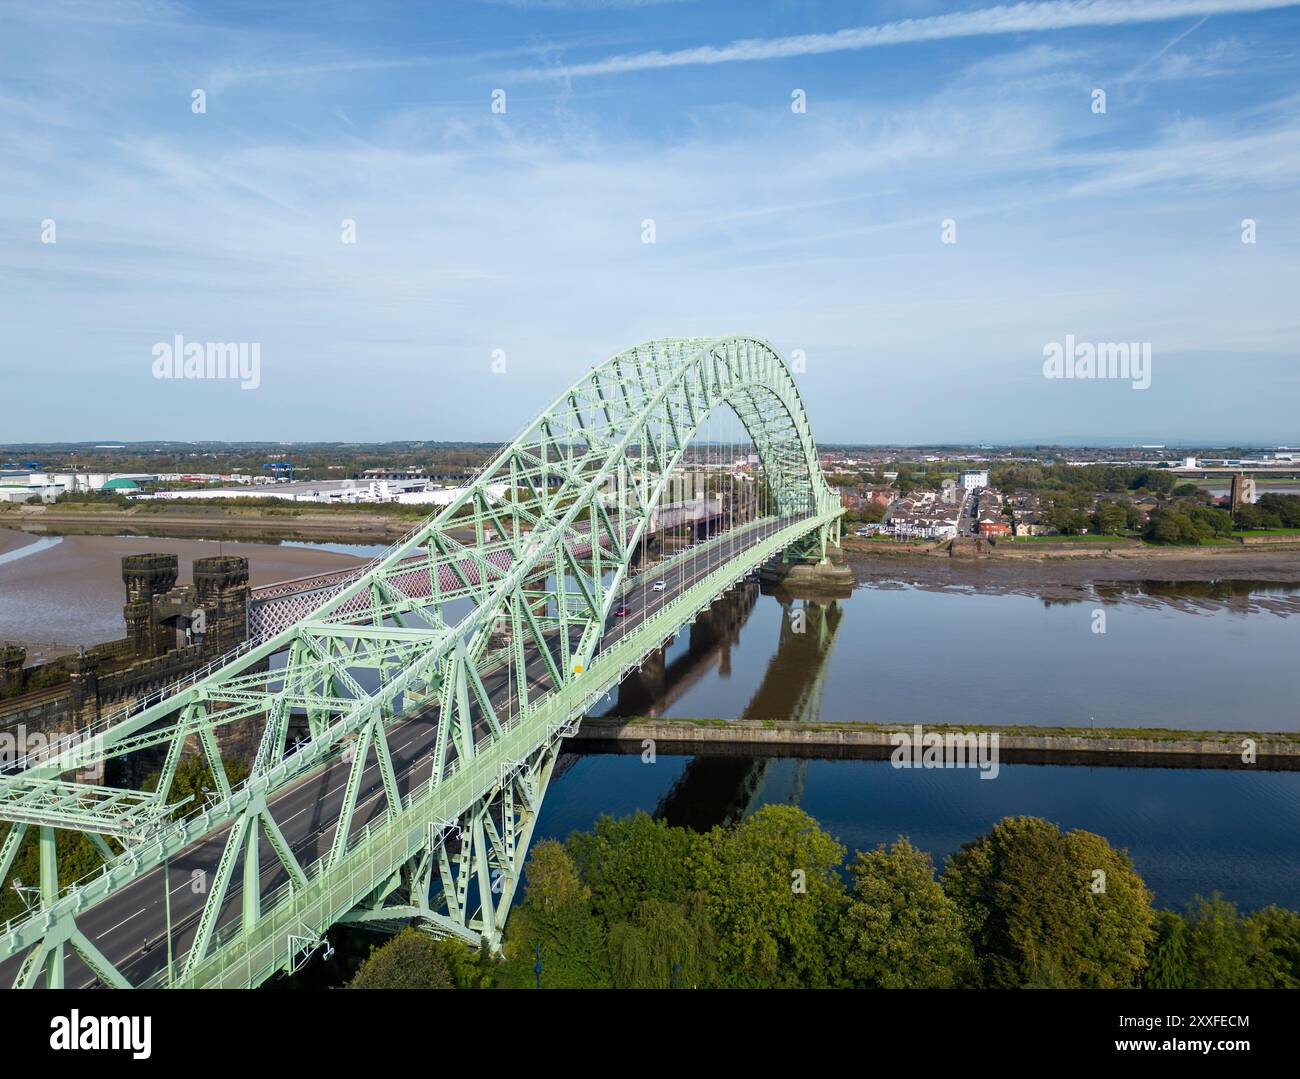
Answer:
[
  {"xmin": 883, "ymin": 490, "xmax": 963, "ymax": 539},
  {"xmin": 974, "ymin": 488, "xmax": 1011, "ymax": 537},
  {"xmin": 839, "ymin": 484, "xmax": 897, "ymax": 512},
  {"xmin": 1009, "ymin": 491, "xmax": 1049, "ymax": 537}
]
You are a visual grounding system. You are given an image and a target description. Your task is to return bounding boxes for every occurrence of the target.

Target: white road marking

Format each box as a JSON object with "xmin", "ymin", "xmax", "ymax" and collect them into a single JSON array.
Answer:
[{"xmin": 105, "ymin": 906, "xmax": 148, "ymax": 934}]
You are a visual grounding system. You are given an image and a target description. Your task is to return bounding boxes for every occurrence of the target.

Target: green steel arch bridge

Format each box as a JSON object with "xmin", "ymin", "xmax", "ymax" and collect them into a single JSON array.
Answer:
[{"xmin": 0, "ymin": 336, "xmax": 843, "ymax": 989}]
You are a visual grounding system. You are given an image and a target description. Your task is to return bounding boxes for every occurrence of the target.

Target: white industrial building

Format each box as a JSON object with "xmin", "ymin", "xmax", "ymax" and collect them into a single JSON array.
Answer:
[
  {"xmin": 0, "ymin": 471, "xmax": 156, "ymax": 502},
  {"xmin": 142, "ymin": 477, "xmax": 509, "ymax": 506},
  {"xmin": 392, "ymin": 483, "xmax": 510, "ymax": 506}
]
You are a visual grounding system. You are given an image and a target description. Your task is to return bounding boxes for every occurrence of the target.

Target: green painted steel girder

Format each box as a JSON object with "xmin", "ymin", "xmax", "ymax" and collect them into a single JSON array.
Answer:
[{"xmin": 0, "ymin": 336, "xmax": 842, "ymax": 988}]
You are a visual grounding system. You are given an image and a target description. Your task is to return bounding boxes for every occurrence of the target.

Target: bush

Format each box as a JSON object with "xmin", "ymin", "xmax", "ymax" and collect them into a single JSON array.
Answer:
[{"xmin": 349, "ymin": 928, "xmax": 454, "ymax": 989}]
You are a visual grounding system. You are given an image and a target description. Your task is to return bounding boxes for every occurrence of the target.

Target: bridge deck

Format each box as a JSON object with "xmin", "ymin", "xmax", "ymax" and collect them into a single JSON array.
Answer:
[{"xmin": 0, "ymin": 511, "xmax": 821, "ymax": 988}]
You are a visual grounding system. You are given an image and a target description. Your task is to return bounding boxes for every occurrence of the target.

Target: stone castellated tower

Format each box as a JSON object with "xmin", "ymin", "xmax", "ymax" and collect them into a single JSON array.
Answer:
[
  {"xmin": 0, "ymin": 644, "xmax": 26, "ymax": 697},
  {"xmin": 122, "ymin": 553, "xmax": 179, "ymax": 658},
  {"xmin": 193, "ymin": 556, "xmax": 250, "ymax": 653}
]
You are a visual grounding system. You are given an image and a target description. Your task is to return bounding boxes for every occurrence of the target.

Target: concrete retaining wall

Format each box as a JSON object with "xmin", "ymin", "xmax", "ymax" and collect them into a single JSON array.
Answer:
[{"xmin": 572, "ymin": 716, "xmax": 1299, "ymax": 765}]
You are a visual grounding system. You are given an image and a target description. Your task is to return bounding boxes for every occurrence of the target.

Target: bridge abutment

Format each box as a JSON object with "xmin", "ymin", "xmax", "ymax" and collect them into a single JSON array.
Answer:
[{"xmin": 761, "ymin": 521, "xmax": 853, "ymax": 593}]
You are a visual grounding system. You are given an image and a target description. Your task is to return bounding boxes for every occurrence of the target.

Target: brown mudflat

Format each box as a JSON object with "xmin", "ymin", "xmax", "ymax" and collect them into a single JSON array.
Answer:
[{"xmin": 0, "ymin": 528, "xmax": 366, "ymax": 653}]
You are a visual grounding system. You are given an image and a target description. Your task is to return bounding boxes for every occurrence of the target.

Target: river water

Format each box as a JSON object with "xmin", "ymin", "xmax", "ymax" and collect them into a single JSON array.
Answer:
[
  {"xmin": 541, "ymin": 576, "xmax": 1300, "ymax": 911},
  {"xmin": 2, "ymin": 530, "xmax": 1297, "ymax": 909},
  {"xmin": 596, "ymin": 578, "xmax": 1300, "ymax": 731}
]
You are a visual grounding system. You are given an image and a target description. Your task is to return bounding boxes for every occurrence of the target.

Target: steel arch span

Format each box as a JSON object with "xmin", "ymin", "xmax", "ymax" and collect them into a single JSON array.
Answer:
[{"xmin": 0, "ymin": 336, "xmax": 843, "ymax": 988}]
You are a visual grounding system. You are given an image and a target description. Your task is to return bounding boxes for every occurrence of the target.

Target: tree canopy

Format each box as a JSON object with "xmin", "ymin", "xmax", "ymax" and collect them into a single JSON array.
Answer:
[
  {"xmin": 841, "ymin": 838, "xmax": 974, "ymax": 988},
  {"xmin": 688, "ymin": 805, "xmax": 847, "ymax": 988},
  {"xmin": 941, "ymin": 816, "xmax": 1156, "ymax": 988}
]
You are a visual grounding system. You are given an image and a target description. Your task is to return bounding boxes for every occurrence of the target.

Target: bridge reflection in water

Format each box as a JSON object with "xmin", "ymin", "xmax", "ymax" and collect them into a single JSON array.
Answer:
[{"xmin": 566, "ymin": 581, "xmax": 845, "ymax": 831}]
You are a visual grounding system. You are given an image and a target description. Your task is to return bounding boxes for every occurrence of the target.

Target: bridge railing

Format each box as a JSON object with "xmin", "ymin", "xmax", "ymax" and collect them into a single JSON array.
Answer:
[
  {"xmin": 138, "ymin": 678, "xmax": 587, "ymax": 988},
  {"xmin": 0, "ymin": 633, "xmax": 268, "ymax": 778}
]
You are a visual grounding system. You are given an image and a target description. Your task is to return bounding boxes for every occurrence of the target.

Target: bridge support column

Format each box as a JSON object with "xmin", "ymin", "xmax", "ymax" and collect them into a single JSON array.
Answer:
[
  {"xmin": 344, "ymin": 734, "xmax": 565, "ymax": 956},
  {"xmin": 242, "ymin": 817, "xmax": 261, "ymax": 932},
  {"xmin": 761, "ymin": 520, "xmax": 853, "ymax": 593},
  {"xmin": 40, "ymin": 826, "xmax": 64, "ymax": 988},
  {"xmin": 617, "ymin": 647, "xmax": 666, "ymax": 715}
]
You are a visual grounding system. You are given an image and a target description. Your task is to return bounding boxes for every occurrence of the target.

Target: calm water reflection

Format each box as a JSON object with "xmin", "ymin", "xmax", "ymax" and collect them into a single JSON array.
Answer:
[
  {"xmin": 595, "ymin": 579, "xmax": 1300, "ymax": 731},
  {"xmin": 539, "ymin": 752, "xmax": 1300, "ymax": 910},
  {"xmin": 540, "ymin": 576, "xmax": 1300, "ymax": 910}
]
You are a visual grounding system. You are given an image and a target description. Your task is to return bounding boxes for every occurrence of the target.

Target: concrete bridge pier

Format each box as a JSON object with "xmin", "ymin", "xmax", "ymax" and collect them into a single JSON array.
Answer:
[
  {"xmin": 617, "ymin": 647, "xmax": 666, "ymax": 715},
  {"xmin": 690, "ymin": 601, "xmax": 730, "ymax": 678},
  {"xmin": 760, "ymin": 519, "xmax": 853, "ymax": 592},
  {"xmin": 689, "ymin": 585, "xmax": 755, "ymax": 669}
]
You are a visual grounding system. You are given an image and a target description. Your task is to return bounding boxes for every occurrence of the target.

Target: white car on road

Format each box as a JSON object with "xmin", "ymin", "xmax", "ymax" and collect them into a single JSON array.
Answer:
[{"xmin": 652, "ymin": 580, "xmax": 666, "ymax": 592}]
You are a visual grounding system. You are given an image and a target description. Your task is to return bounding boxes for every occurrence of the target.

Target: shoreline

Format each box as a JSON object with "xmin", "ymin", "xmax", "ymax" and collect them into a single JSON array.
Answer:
[
  {"xmin": 0, "ymin": 505, "xmax": 420, "ymax": 545},
  {"xmin": 839, "ymin": 537, "xmax": 1300, "ymax": 593},
  {"xmin": 7, "ymin": 505, "xmax": 1300, "ymax": 584},
  {"xmin": 571, "ymin": 716, "xmax": 1300, "ymax": 770}
]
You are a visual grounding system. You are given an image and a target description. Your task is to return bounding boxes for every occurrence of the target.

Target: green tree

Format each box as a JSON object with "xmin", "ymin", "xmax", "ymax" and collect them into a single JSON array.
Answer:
[
  {"xmin": 1146, "ymin": 508, "xmax": 1195, "ymax": 544},
  {"xmin": 1091, "ymin": 501, "xmax": 1128, "ymax": 535},
  {"xmin": 842, "ymin": 501, "xmax": 887, "ymax": 525},
  {"xmin": 142, "ymin": 754, "xmax": 252, "ymax": 815},
  {"xmin": 1046, "ymin": 503, "xmax": 1090, "ymax": 535},
  {"xmin": 840, "ymin": 838, "xmax": 974, "ymax": 988},
  {"xmin": 1253, "ymin": 904, "xmax": 1300, "ymax": 988},
  {"xmin": 433, "ymin": 937, "xmax": 494, "ymax": 989},
  {"xmin": 1159, "ymin": 894, "xmax": 1298, "ymax": 988},
  {"xmin": 497, "ymin": 840, "xmax": 612, "ymax": 988},
  {"xmin": 1190, "ymin": 503, "xmax": 1234, "ymax": 537},
  {"xmin": 1235, "ymin": 503, "xmax": 1282, "ymax": 530},
  {"xmin": 1257, "ymin": 493, "xmax": 1300, "ymax": 527},
  {"xmin": 942, "ymin": 816, "xmax": 1155, "ymax": 988},
  {"xmin": 349, "ymin": 928, "xmax": 454, "ymax": 989},
  {"xmin": 1144, "ymin": 910, "xmax": 1191, "ymax": 988},
  {"xmin": 1130, "ymin": 469, "xmax": 1176, "ymax": 495},
  {"xmin": 1146, "ymin": 503, "xmax": 1235, "ymax": 544},
  {"xmin": 565, "ymin": 811, "xmax": 701, "ymax": 928},
  {"xmin": 607, "ymin": 896, "xmax": 717, "ymax": 988},
  {"xmin": 0, "ymin": 825, "xmax": 107, "ymax": 925},
  {"xmin": 688, "ymin": 805, "xmax": 847, "ymax": 988}
]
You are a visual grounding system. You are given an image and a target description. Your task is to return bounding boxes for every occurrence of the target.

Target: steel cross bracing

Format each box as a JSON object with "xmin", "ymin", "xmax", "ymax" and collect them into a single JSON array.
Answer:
[{"xmin": 0, "ymin": 335, "xmax": 843, "ymax": 988}]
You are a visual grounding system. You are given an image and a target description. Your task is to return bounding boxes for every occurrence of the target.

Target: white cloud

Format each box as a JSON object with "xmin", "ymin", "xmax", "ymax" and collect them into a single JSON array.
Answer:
[
  {"xmin": 513, "ymin": 0, "xmax": 1300, "ymax": 79},
  {"xmin": 2, "ymin": 1, "xmax": 1297, "ymax": 442}
]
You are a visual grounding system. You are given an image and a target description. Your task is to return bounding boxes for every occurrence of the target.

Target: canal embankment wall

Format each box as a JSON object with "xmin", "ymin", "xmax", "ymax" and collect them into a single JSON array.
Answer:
[{"xmin": 571, "ymin": 716, "xmax": 1300, "ymax": 769}]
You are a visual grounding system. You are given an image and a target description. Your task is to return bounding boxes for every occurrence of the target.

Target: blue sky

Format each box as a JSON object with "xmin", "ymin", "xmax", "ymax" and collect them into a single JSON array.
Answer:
[{"xmin": 1, "ymin": 0, "xmax": 1298, "ymax": 445}]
